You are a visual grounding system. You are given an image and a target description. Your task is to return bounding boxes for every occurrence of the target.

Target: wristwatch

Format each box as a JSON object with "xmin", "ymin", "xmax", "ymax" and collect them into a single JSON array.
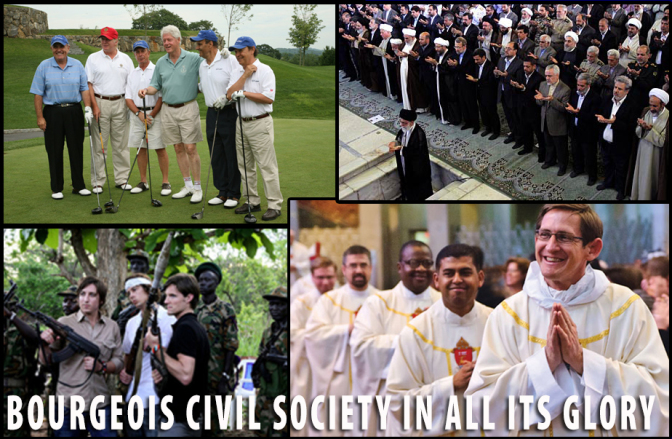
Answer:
[{"xmin": 135, "ymin": 110, "xmax": 140, "ymax": 117}]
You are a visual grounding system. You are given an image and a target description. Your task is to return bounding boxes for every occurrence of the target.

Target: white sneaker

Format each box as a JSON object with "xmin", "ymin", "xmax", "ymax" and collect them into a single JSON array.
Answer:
[
  {"xmin": 224, "ymin": 198, "xmax": 239, "ymax": 208},
  {"xmin": 52, "ymin": 192, "xmax": 63, "ymax": 200},
  {"xmin": 117, "ymin": 184, "xmax": 132, "ymax": 190},
  {"xmin": 172, "ymin": 186, "xmax": 193, "ymax": 199},
  {"xmin": 92, "ymin": 186, "xmax": 103, "ymax": 194},
  {"xmin": 78, "ymin": 188, "xmax": 91, "ymax": 196},
  {"xmin": 208, "ymin": 196, "xmax": 225, "ymax": 205},
  {"xmin": 190, "ymin": 189, "xmax": 203, "ymax": 204}
]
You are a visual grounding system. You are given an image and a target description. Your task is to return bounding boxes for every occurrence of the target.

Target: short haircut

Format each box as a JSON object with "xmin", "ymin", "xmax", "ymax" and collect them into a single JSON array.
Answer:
[
  {"xmin": 473, "ymin": 48, "xmax": 486, "ymax": 58},
  {"xmin": 615, "ymin": 75, "xmax": 632, "ymax": 90},
  {"xmin": 607, "ymin": 48, "xmax": 620, "ymax": 58},
  {"xmin": 517, "ymin": 25, "xmax": 530, "ymax": 34},
  {"xmin": 77, "ymin": 276, "xmax": 108, "ymax": 306},
  {"xmin": 463, "ymin": 12, "xmax": 473, "ymax": 20},
  {"xmin": 540, "ymin": 4, "xmax": 551, "ymax": 13},
  {"xmin": 540, "ymin": 34, "xmax": 551, "ymax": 43},
  {"xmin": 398, "ymin": 240, "xmax": 432, "ymax": 262},
  {"xmin": 124, "ymin": 273, "xmax": 152, "ymax": 295},
  {"xmin": 455, "ymin": 36, "xmax": 467, "ymax": 46},
  {"xmin": 644, "ymin": 256, "xmax": 669, "ymax": 279},
  {"xmin": 577, "ymin": 72, "xmax": 592, "ymax": 84},
  {"xmin": 508, "ymin": 42, "xmax": 519, "ymax": 52},
  {"xmin": 576, "ymin": 13, "xmax": 585, "ymax": 21},
  {"xmin": 428, "ymin": 4, "xmax": 436, "ymax": 11},
  {"xmin": 435, "ymin": 244, "xmax": 484, "ymax": 272},
  {"xmin": 342, "ymin": 245, "xmax": 371, "ymax": 265},
  {"xmin": 524, "ymin": 55, "xmax": 537, "ymax": 65},
  {"xmin": 604, "ymin": 266, "xmax": 644, "ymax": 291},
  {"xmin": 160, "ymin": 25, "xmax": 181, "ymax": 41},
  {"xmin": 411, "ymin": 6, "xmax": 420, "ymax": 13},
  {"xmin": 662, "ymin": 16, "xmax": 669, "ymax": 22},
  {"xmin": 638, "ymin": 44, "xmax": 650, "ymax": 55},
  {"xmin": 535, "ymin": 204, "xmax": 603, "ymax": 246},
  {"xmin": 545, "ymin": 64, "xmax": 560, "ymax": 75},
  {"xmin": 587, "ymin": 45, "xmax": 599, "ymax": 55},
  {"xmin": 163, "ymin": 273, "xmax": 200, "ymax": 310},
  {"xmin": 310, "ymin": 256, "xmax": 337, "ymax": 274},
  {"xmin": 506, "ymin": 257, "xmax": 530, "ymax": 278},
  {"xmin": 557, "ymin": 4, "xmax": 567, "ymax": 12},
  {"xmin": 445, "ymin": 13, "xmax": 454, "ymax": 22}
]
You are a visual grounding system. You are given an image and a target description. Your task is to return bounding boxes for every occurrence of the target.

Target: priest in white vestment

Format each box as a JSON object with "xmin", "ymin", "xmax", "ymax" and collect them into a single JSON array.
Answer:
[
  {"xmin": 291, "ymin": 229, "xmax": 311, "ymax": 287},
  {"xmin": 305, "ymin": 245, "xmax": 380, "ymax": 436},
  {"xmin": 349, "ymin": 241, "xmax": 441, "ymax": 436},
  {"xmin": 630, "ymin": 89, "xmax": 669, "ymax": 200},
  {"xmin": 465, "ymin": 204, "xmax": 669, "ymax": 437},
  {"xmin": 291, "ymin": 257, "xmax": 338, "ymax": 437},
  {"xmin": 386, "ymin": 244, "xmax": 494, "ymax": 437}
]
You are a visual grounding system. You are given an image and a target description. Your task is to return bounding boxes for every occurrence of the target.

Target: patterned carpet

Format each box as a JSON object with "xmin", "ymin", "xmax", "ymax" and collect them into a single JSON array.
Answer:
[{"xmin": 339, "ymin": 71, "xmax": 619, "ymax": 200}]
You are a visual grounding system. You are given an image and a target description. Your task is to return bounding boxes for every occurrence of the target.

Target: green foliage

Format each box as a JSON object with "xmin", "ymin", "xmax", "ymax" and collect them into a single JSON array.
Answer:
[
  {"xmin": 319, "ymin": 46, "xmax": 335, "ymax": 66},
  {"xmin": 188, "ymin": 20, "xmax": 218, "ymax": 35},
  {"xmin": 221, "ymin": 5, "xmax": 254, "ymax": 51},
  {"xmin": 131, "ymin": 8, "xmax": 188, "ymax": 31},
  {"xmin": 287, "ymin": 4, "xmax": 325, "ymax": 66},
  {"xmin": 257, "ymin": 44, "xmax": 282, "ymax": 60},
  {"xmin": 236, "ymin": 301, "xmax": 267, "ymax": 357},
  {"xmin": 5, "ymin": 257, "xmax": 71, "ymax": 319}
]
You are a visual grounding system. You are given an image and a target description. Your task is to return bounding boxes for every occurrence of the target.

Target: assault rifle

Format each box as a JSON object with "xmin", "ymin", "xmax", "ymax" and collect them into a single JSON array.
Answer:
[{"xmin": 251, "ymin": 320, "xmax": 288, "ymax": 388}]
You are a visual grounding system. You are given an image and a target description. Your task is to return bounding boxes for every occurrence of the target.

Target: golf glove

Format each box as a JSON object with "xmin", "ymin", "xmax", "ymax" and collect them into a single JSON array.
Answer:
[
  {"xmin": 231, "ymin": 90, "xmax": 245, "ymax": 101},
  {"xmin": 146, "ymin": 115, "xmax": 154, "ymax": 129},
  {"xmin": 220, "ymin": 48, "xmax": 230, "ymax": 59},
  {"xmin": 84, "ymin": 107, "xmax": 93, "ymax": 125},
  {"xmin": 213, "ymin": 95, "xmax": 228, "ymax": 109}
]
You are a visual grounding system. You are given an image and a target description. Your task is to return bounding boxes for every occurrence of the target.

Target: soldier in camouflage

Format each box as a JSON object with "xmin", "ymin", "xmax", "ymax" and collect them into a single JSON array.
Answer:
[
  {"xmin": 194, "ymin": 262, "xmax": 239, "ymax": 437},
  {"xmin": 253, "ymin": 286, "xmax": 288, "ymax": 437},
  {"xmin": 4, "ymin": 300, "xmax": 41, "ymax": 438}
]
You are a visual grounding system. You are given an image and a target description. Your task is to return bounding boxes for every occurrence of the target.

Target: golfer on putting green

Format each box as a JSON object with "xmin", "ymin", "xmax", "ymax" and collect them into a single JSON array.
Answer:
[
  {"xmin": 226, "ymin": 36, "xmax": 283, "ymax": 221},
  {"xmin": 139, "ymin": 24, "xmax": 204, "ymax": 204}
]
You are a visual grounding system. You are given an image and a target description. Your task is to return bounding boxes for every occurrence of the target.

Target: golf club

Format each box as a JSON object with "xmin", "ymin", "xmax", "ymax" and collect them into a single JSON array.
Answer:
[
  {"xmin": 237, "ymin": 98, "xmax": 257, "ymax": 224},
  {"xmin": 95, "ymin": 120, "xmax": 115, "ymax": 208},
  {"xmin": 192, "ymin": 108, "xmax": 219, "ymax": 220},
  {"xmin": 143, "ymin": 98, "xmax": 162, "ymax": 207},
  {"xmin": 105, "ymin": 131, "xmax": 146, "ymax": 213},
  {"xmin": 87, "ymin": 121, "xmax": 102, "ymax": 214}
]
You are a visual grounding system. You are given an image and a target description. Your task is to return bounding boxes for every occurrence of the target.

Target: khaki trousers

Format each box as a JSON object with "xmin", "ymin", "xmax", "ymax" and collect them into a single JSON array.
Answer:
[
  {"xmin": 90, "ymin": 97, "xmax": 130, "ymax": 186},
  {"xmin": 235, "ymin": 115, "xmax": 283, "ymax": 210}
]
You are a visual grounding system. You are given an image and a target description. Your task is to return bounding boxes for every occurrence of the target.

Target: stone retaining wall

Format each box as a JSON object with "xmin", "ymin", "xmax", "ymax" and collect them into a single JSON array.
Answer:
[
  {"xmin": 4, "ymin": 5, "xmax": 48, "ymax": 38},
  {"xmin": 33, "ymin": 34, "xmax": 202, "ymax": 52}
]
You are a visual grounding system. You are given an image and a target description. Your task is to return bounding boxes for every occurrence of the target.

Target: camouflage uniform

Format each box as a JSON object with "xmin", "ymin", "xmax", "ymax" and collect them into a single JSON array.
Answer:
[
  {"xmin": 196, "ymin": 297, "xmax": 239, "ymax": 437},
  {"xmin": 254, "ymin": 287, "xmax": 288, "ymax": 437},
  {"xmin": 534, "ymin": 16, "xmax": 553, "ymax": 46},
  {"xmin": 3, "ymin": 325, "xmax": 38, "ymax": 437}
]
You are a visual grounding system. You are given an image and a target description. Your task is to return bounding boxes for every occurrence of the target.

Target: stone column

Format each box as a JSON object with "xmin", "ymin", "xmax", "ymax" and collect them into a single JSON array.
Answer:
[{"xmin": 426, "ymin": 205, "xmax": 449, "ymax": 264}]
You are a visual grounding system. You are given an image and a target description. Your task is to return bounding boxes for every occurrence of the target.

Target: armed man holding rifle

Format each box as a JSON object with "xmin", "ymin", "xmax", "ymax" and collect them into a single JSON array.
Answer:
[{"xmin": 38, "ymin": 276, "xmax": 123, "ymax": 437}]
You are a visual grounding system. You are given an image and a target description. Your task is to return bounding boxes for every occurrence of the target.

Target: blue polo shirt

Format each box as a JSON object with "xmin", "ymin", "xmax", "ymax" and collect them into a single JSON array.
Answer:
[
  {"xmin": 149, "ymin": 49, "xmax": 201, "ymax": 105},
  {"xmin": 30, "ymin": 56, "xmax": 88, "ymax": 105}
]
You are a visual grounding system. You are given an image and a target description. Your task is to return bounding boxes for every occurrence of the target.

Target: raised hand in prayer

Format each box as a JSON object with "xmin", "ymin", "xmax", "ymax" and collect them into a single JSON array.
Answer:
[
  {"xmin": 545, "ymin": 303, "xmax": 564, "ymax": 372},
  {"xmin": 409, "ymin": 50, "xmax": 419, "ymax": 57},
  {"xmin": 528, "ymin": 53, "xmax": 538, "ymax": 59},
  {"xmin": 597, "ymin": 70, "xmax": 609, "ymax": 79},
  {"xmin": 425, "ymin": 57, "xmax": 438, "ymax": 65},
  {"xmin": 565, "ymin": 103, "xmax": 579, "ymax": 114},
  {"xmin": 465, "ymin": 74, "xmax": 478, "ymax": 82},
  {"xmin": 596, "ymin": 114, "xmax": 615, "ymax": 124},
  {"xmin": 554, "ymin": 304, "xmax": 583, "ymax": 375},
  {"xmin": 388, "ymin": 141, "xmax": 402, "ymax": 153},
  {"xmin": 534, "ymin": 90, "xmax": 549, "ymax": 101},
  {"xmin": 452, "ymin": 360, "xmax": 475, "ymax": 391},
  {"xmin": 550, "ymin": 56, "xmax": 558, "ymax": 64}
]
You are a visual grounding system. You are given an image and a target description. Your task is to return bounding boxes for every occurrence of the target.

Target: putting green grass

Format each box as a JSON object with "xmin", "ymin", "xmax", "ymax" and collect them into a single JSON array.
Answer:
[
  {"xmin": 4, "ymin": 38, "xmax": 335, "ymax": 129},
  {"xmin": 3, "ymin": 118, "xmax": 334, "ymax": 224}
]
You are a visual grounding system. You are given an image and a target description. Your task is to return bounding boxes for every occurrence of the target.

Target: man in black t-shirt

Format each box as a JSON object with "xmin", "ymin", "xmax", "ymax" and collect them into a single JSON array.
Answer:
[{"xmin": 145, "ymin": 273, "xmax": 210, "ymax": 437}]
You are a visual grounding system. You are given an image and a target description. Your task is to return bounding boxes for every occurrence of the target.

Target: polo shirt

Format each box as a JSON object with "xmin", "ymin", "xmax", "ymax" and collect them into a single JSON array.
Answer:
[
  {"xmin": 85, "ymin": 49, "xmax": 134, "ymax": 96},
  {"xmin": 125, "ymin": 61, "xmax": 162, "ymax": 108},
  {"xmin": 198, "ymin": 51, "xmax": 239, "ymax": 108},
  {"xmin": 149, "ymin": 49, "xmax": 202, "ymax": 105},
  {"xmin": 226, "ymin": 58, "xmax": 276, "ymax": 118},
  {"xmin": 30, "ymin": 56, "xmax": 88, "ymax": 105}
]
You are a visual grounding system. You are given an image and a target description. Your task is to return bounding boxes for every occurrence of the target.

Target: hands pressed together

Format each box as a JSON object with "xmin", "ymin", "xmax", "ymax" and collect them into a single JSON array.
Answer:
[{"xmin": 545, "ymin": 303, "xmax": 583, "ymax": 375}]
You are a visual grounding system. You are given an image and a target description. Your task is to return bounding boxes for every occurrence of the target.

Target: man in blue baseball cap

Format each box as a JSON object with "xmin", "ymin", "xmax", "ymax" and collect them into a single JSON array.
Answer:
[
  {"xmin": 190, "ymin": 30, "xmax": 242, "ymax": 209},
  {"xmin": 124, "ymin": 40, "xmax": 171, "ymax": 196},
  {"xmin": 30, "ymin": 35, "xmax": 93, "ymax": 200},
  {"xmin": 226, "ymin": 36, "xmax": 283, "ymax": 221}
]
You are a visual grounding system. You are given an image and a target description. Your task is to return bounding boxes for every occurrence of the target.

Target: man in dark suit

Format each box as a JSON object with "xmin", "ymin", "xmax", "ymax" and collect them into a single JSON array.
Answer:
[
  {"xmin": 596, "ymin": 75, "xmax": 638, "ymax": 200},
  {"xmin": 574, "ymin": 14, "xmax": 597, "ymax": 55},
  {"xmin": 554, "ymin": 31, "xmax": 586, "ymax": 90},
  {"xmin": 511, "ymin": 57, "xmax": 546, "ymax": 158},
  {"xmin": 426, "ymin": 4, "xmax": 441, "ymax": 41},
  {"xmin": 594, "ymin": 49, "xmax": 627, "ymax": 98},
  {"xmin": 536, "ymin": 65, "xmax": 571, "ymax": 175},
  {"xmin": 468, "ymin": 48, "xmax": 500, "ymax": 140},
  {"xmin": 495, "ymin": 42, "xmax": 524, "ymax": 145},
  {"xmin": 515, "ymin": 25, "xmax": 535, "ymax": 58},
  {"xmin": 450, "ymin": 37, "xmax": 479, "ymax": 133},
  {"xmin": 393, "ymin": 4, "xmax": 413, "ymax": 35},
  {"xmin": 409, "ymin": 6, "xmax": 428, "ymax": 36},
  {"xmin": 380, "ymin": 4, "xmax": 398, "ymax": 26},
  {"xmin": 582, "ymin": 4, "xmax": 605, "ymax": 31},
  {"xmin": 453, "ymin": 12, "xmax": 479, "ymax": 52},
  {"xmin": 650, "ymin": 16, "xmax": 669, "ymax": 86},
  {"xmin": 436, "ymin": 14, "xmax": 458, "ymax": 49},
  {"xmin": 565, "ymin": 74, "xmax": 603, "ymax": 185},
  {"xmin": 417, "ymin": 32, "xmax": 437, "ymax": 114},
  {"xmin": 604, "ymin": 5, "xmax": 627, "ymax": 42},
  {"xmin": 387, "ymin": 109, "xmax": 434, "ymax": 201},
  {"xmin": 591, "ymin": 18, "xmax": 617, "ymax": 64}
]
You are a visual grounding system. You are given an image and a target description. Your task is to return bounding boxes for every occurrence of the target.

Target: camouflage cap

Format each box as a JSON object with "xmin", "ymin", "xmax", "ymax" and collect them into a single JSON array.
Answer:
[
  {"xmin": 263, "ymin": 286, "xmax": 288, "ymax": 301},
  {"xmin": 127, "ymin": 249, "xmax": 150, "ymax": 263},
  {"xmin": 195, "ymin": 262, "xmax": 222, "ymax": 283},
  {"xmin": 57, "ymin": 285, "xmax": 78, "ymax": 297}
]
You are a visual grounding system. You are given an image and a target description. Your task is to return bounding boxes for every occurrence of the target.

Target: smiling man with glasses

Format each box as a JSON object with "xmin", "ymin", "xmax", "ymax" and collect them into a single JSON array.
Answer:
[
  {"xmin": 350, "ymin": 240, "xmax": 440, "ymax": 436},
  {"xmin": 466, "ymin": 204, "xmax": 668, "ymax": 436}
]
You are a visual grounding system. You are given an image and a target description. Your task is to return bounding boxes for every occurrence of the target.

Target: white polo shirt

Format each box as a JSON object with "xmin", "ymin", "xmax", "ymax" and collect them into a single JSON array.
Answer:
[
  {"xmin": 226, "ymin": 58, "xmax": 275, "ymax": 118},
  {"xmin": 199, "ymin": 51, "xmax": 239, "ymax": 108},
  {"xmin": 125, "ymin": 61, "xmax": 162, "ymax": 108},
  {"xmin": 85, "ymin": 49, "xmax": 134, "ymax": 96}
]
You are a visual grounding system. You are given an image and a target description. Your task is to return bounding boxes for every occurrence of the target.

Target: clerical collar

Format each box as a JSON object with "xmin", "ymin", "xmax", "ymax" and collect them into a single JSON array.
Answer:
[
  {"xmin": 439, "ymin": 300, "xmax": 479, "ymax": 324},
  {"xmin": 522, "ymin": 261, "xmax": 610, "ymax": 309},
  {"xmin": 399, "ymin": 282, "xmax": 432, "ymax": 300},
  {"xmin": 345, "ymin": 284, "xmax": 370, "ymax": 297}
]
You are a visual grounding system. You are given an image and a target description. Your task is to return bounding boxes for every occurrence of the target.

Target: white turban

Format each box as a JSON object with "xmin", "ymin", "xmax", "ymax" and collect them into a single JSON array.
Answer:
[
  {"xmin": 649, "ymin": 88, "xmax": 669, "ymax": 105},
  {"xmin": 499, "ymin": 17, "xmax": 513, "ymax": 28},
  {"xmin": 434, "ymin": 37, "xmax": 449, "ymax": 47},
  {"xmin": 521, "ymin": 8, "xmax": 533, "ymax": 17},
  {"xmin": 564, "ymin": 31, "xmax": 579, "ymax": 43},
  {"xmin": 390, "ymin": 38, "xmax": 403, "ymax": 45},
  {"xmin": 402, "ymin": 28, "xmax": 416, "ymax": 36},
  {"xmin": 380, "ymin": 24, "xmax": 393, "ymax": 32},
  {"xmin": 627, "ymin": 18, "xmax": 642, "ymax": 29}
]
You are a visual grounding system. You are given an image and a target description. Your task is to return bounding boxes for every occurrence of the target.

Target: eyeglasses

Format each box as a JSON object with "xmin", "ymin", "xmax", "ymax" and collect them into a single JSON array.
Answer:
[
  {"xmin": 402, "ymin": 259, "xmax": 433, "ymax": 269},
  {"xmin": 535, "ymin": 230, "xmax": 584, "ymax": 244}
]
